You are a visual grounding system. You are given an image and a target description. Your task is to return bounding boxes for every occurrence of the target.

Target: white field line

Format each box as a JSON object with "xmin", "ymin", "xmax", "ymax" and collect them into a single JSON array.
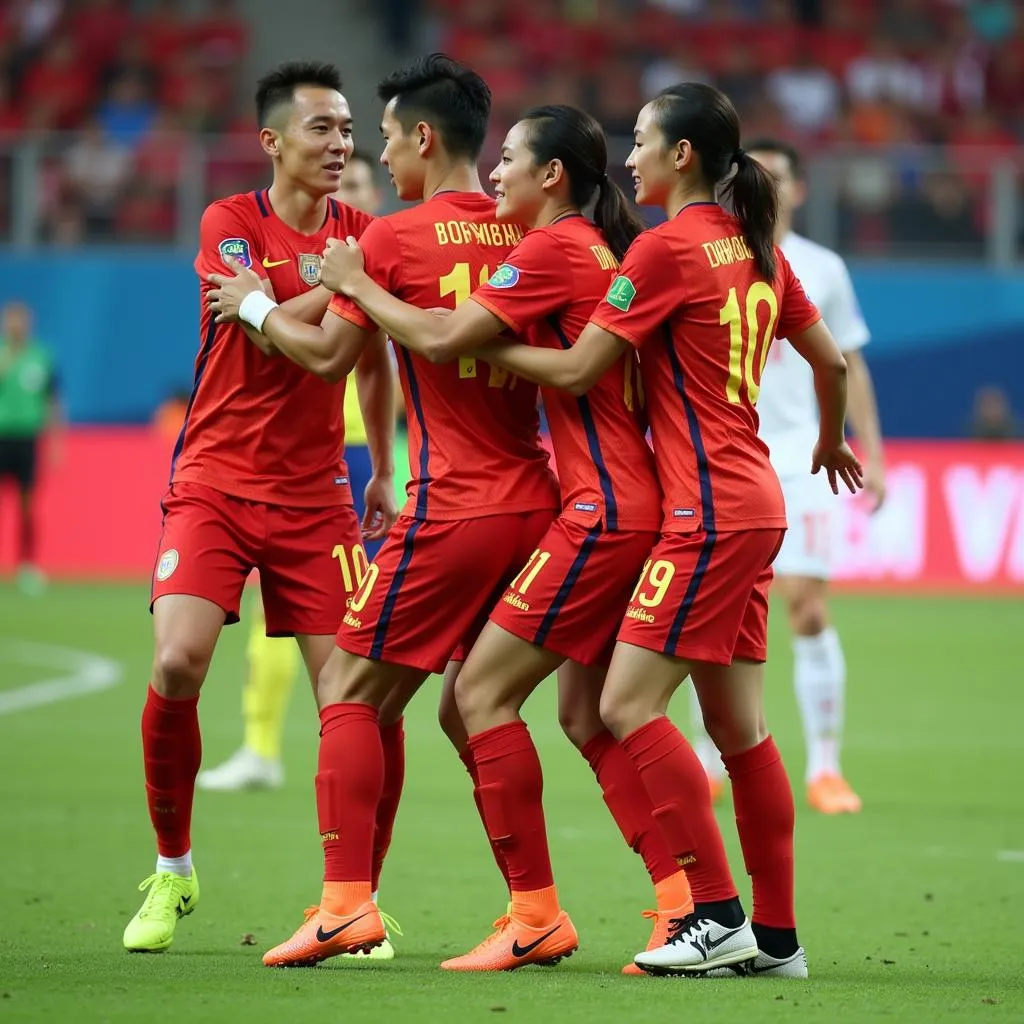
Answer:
[{"xmin": 0, "ymin": 640, "xmax": 123, "ymax": 715}]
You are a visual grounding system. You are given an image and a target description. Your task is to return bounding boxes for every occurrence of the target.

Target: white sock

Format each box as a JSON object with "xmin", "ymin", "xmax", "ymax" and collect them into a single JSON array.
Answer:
[
  {"xmin": 793, "ymin": 627, "xmax": 846, "ymax": 782},
  {"xmin": 688, "ymin": 685, "xmax": 726, "ymax": 783},
  {"xmin": 371, "ymin": 890, "xmax": 378, "ymax": 905},
  {"xmin": 156, "ymin": 850, "xmax": 193, "ymax": 878}
]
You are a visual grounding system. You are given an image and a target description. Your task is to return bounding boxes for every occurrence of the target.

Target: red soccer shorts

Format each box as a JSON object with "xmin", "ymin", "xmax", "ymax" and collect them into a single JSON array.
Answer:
[
  {"xmin": 488, "ymin": 516, "xmax": 658, "ymax": 666},
  {"xmin": 337, "ymin": 510, "xmax": 554, "ymax": 673},
  {"xmin": 616, "ymin": 528, "xmax": 786, "ymax": 665},
  {"xmin": 151, "ymin": 481, "xmax": 365, "ymax": 636}
]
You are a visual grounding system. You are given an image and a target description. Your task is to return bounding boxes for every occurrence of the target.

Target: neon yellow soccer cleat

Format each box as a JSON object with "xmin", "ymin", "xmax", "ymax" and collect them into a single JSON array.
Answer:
[
  {"xmin": 340, "ymin": 911, "xmax": 403, "ymax": 961},
  {"xmin": 123, "ymin": 869, "xmax": 200, "ymax": 952}
]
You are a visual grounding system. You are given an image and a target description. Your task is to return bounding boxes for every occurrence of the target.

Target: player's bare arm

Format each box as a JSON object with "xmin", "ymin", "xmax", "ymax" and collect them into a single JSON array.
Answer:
[
  {"xmin": 842, "ymin": 347, "xmax": 886, "ymax": 510},
  {"xmin": 354, "ymin": 334, "xmax": 398, "ymax": 540},
  {"xmin": 483, "ymin": 322, "xmax": 627, "ymax": 396},
  {"xmin": 786, "ymin": 318, "xmax": 863, "ymax": 495}
]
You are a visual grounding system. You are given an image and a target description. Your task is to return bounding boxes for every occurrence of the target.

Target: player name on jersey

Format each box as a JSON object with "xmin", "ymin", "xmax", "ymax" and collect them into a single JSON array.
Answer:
[
  {"xmin": 702, "ymin": 234, "xmax": 754, "ymax": 268},
  {"xmin": 434, "ymin": 221, "xmax": 524, "ymax": 247}
]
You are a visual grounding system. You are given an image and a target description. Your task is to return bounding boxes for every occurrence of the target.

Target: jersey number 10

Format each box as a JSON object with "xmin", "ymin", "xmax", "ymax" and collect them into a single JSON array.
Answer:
[
  {"xmin": 439, "ymin": 262, "xmax": 517, "ymax": 390},
  {"xmin": 720, "ymin": 281, "xmax": 779, "ymax": 406}
]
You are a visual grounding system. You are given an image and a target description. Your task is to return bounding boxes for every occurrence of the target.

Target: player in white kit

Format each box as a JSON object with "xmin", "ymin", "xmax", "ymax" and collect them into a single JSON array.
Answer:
[{"xmin": 690, "ymin": 138, "xmax": 886, "ymax": 814}]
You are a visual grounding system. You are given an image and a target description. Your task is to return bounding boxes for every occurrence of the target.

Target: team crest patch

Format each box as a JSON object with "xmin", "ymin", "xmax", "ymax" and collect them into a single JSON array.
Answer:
[
  {"xmin": 606, "ymin": 275, "xmax": 636, "ymax": 312},
  {"xmin": 488, "ymin": 264, "xmax": 520, "ymax": 289},
  {"xmin": 218, "ymin": 237, "xmax": 252, "ymax": 268},
  {"xmin": 299, "ymin": 253, "xmax": 322, "ymax": 285},
  {"xmin": 156, "ymin": 549, "xmax": 179, "ymax": 582}
]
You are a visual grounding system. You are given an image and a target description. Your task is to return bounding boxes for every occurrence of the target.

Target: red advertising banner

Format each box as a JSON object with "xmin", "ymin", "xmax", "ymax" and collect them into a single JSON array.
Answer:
[{"xmin": 0, "ymin": 432, "xmax": 1021, "ymax": 591}]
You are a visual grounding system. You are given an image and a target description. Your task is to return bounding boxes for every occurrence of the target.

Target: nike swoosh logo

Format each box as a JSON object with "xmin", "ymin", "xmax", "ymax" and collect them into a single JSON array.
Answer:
[
  {"xmin": 262, "ymin": 257, "xmax": 290, "ymax": 268},
  {"xmin": 180, "ymin": 894, "xmax": 192, "ymax": 906},
  {"xmin": 316, "ymin": 913, "xmax": 369, "ymax": 943},
  {"xmin": 705, "ymin": 926, "xmax": 742, "ymax": 951},
  {"xmin": 511, "ymin": 925, "xmax": 560, "ymax": 958}
]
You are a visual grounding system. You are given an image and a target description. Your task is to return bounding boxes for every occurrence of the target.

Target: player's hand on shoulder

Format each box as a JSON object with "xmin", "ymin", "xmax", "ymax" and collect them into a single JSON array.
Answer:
[
  {"xmin": 362, "ymin": 473, "xmax": 398, "ymax": 540},
  {"xmin": 205, "ymin": 257, "xmax": 265, "ymax": 324},
  {"xmin": 811, "ymin": 438, "xmax": 864, "ymax": 496},
  {"xmin": 320, "ymin": 236, "xmax": 364, "ymax": 295}
]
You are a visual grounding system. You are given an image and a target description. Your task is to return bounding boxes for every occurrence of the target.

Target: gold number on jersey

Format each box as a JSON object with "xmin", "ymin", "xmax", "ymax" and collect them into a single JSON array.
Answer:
[
  {"xmin": 438, "ymin": 262, "xmax": 491, "ymax": 380},
  {"xmin": 630, "ymin": 558, "xmax": 676, "ymax": 608},
  {"xmin": 348, "ymin": 562, "xmax": 380, "ymax": 613},
  {"xmin": 509, "ymin": 549, "xmax": 551, "ymax": 595},
  {"xmin": 720, "ymin": 282, "xmax": 779, "ymax": 405},
  {"xmin": 332, "ymin": 543, "xmax": 369, "ymax": 594}
]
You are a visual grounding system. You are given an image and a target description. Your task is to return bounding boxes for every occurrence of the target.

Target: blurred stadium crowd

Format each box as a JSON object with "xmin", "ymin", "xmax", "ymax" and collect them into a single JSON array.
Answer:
[{"xmin": 0, "ymin": 0, "xmax": 1022, "ymax": 251}]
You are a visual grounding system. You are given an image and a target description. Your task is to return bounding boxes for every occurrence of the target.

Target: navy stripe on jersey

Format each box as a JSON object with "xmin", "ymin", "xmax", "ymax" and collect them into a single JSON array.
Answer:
[
  {"xmin": 168, "ymin": 317, "xmax": 218, "ymax": 482},
  {"xmin": 254, "ymin": 189, "xmax": 269, "ymax": 217},
  {"xmin": 329, "ymin": 198, "xmax": 340, "ymax": 220},
  {"xmin": 370, "ymin": 519, "xmax": 423, "ymax": 659},
  {"xmin": 662, "ymin": 325, "xmax": 715, "ymax": 531},
  {"xmin": 398, "ymin": 347, "xmax": 432, "ymax": 519},
  {"xmin": 665, "ymin": 530, "xmax": 717, "ymax": 654},
  {"xmin": 547, "ymin": 316, "xmax": 619, "ymax": 530},
  {"xmin": 533, "ymin": 524, "xmax": 601, "ymax": 647}
]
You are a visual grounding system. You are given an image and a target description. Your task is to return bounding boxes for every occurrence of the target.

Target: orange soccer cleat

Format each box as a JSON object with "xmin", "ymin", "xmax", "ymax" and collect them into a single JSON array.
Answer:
[
  {"xmin": 440, "ymin": 904, "xmax": 578, "ymax": 972},
  {"xmin": 262, "ymin": 902, "xmax": 385, "ymax": 967},
  {"xmin": 708, "ymin": 776, "xmax": 727, "ymax": 804},
  {"xmin": 807, "ymin": 773, "xmax": 862, "ymax": 815},
  {"xmin": 622, "ymin": 906, "xmax": 682, "ymax": 975}
]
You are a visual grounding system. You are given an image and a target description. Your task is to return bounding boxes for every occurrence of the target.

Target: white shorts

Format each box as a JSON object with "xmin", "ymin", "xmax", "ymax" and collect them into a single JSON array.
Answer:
[{"xmin": 775, "ymin": 473, "xmax": 838, "ymax": 580}]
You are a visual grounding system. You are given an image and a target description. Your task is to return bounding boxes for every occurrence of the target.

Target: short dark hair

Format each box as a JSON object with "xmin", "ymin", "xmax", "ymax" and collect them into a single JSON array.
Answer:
[
  {"xmin": 347, "ymin": 148, "xmax": 377, "ymax": 172},
  {"xmin": 744, "ymin": 137, "xmax": 803, "ymax": 179},
  {"xmin": 376, "ymin": 53, "xmax": 490, "ymax": 161},
  {"xmin": 255, "ymin": 61, "xmax": 343, "ymax": 128}
]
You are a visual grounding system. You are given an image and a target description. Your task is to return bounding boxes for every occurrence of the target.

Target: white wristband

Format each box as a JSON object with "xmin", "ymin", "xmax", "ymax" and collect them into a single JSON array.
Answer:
[{"xmin": 238, "ymin": 291, "xmax": 279, "ymax": 332}]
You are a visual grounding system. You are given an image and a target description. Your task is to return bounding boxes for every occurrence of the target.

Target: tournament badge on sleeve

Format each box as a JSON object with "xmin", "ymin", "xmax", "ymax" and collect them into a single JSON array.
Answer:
[{"xmin": 298, "ymin": 254, "xmax": 322, "ymax": 286}]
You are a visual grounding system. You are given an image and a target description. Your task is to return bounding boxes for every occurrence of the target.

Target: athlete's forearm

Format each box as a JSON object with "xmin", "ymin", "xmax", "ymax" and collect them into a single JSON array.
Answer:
[
  {"xmin": 261, "ymin": 309, "xmax": 344, "ymax": 380},
  {"xmin": 813, "ymin": 360, "xmax": 848, "ymax": 449},
  {"xmin": 480, "ymin": 340, "xmax": 586, "ymax": 394},
  {"xmin": 356, "ymin": 335, "xmax": 396, "ymax": 478},
  {"xmin": 844, "ymin": 349, "xmax": 884, "ymax": 466},
  {"xmin": 278, "ymin": 285, "xmax": 334, "ymax": 326}
]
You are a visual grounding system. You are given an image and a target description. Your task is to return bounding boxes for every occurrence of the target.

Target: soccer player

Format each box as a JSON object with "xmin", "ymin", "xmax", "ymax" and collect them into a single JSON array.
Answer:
[
  {"xmin": 0, "ymin": 301, "xmax": 61, "ymax": 596},
  {"xmin": 475, "ymin": 83, "xmax": 862, "ymax": 977},
  {"xmin": 206, "ymin": 54, "xmax": 560, "ymax": 968},
  {"xmin": 197, "ymin": 149, "xmax": 394, "ymax": 796},
  {"xmin": 689, "ymin": 138, "xmax": 885, "ymax": 814},
  {"xmin": 324, "ymin": 104, "xmax": 696, "ymax": 972},
  {"xmin": 122, "ymin": 62, "xmax": 397, "ymax": 954}
]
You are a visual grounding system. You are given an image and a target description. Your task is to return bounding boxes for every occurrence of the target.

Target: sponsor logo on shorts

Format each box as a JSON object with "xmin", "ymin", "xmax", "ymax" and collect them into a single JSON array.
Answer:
[
  {"xmin": 574, "ymin": 502, "xmax": 598, "ymax": 513},
  {"xmin": 605, "ymin": 275, "xmax": 636, "ymax": 312},
  {"xmin": 625, "ymin": 605, "xmax": 655, "ymax": 624},
  {"xmin": 673, "ymin": 507, "xmax": 696, "ymax": 518},
  {"xmin": 502, "ymin": 591, "xmax": 530, "ymax": 612},
  {"xmin": 334, "ymin": 476, "xmax": 349, "ymax": 485},
  {"xmin": 218, "ymin": 237, "xmax": 252, "ymax": 268},
  {"xmin": 299, "ymin": 253, "xmax": 322, "ymax": 285},
  {"xmin": 343, "ymin": 610, "xmax": 363, "ymax": 629},
  {"xmin": 156, "ymin": 548, "xmax": 179, "ymax": 582},
  {"xmin": 487, "ymin": 264, "xmax": 520, "ymax": 289}
]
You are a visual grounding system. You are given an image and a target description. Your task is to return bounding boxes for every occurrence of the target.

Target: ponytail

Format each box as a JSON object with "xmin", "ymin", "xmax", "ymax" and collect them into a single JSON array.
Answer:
[
  {"xmin": 593, "ymin": 175, "xmax": 647, "ymax": 262},
  {"xmin": 720, "ymin": 148, "xmax": 778, "ymax": 281}
]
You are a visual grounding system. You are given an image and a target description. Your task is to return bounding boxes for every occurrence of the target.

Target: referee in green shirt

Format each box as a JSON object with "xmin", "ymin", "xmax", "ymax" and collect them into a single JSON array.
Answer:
[{"xmin": 0, "ymin": 302, "xmax": 61, "ymax": 594}]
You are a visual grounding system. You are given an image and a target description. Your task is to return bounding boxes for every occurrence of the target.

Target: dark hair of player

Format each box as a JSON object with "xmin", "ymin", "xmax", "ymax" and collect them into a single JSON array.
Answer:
[
  {"xmin": 653, "ymin": 82, "xmax": 778, "ymax": 281},
  {"xmin": 744, "ymin": 137, "xmax": 803, "ymax": 180},
  {"xmin": 520, "ymin": 104, "xmax": 646, "ymax": 262},
  {"xmin": 347, "ymin": 148, "xmax": 378, "ymax": 174},
  {"xmin": 377, "ymin": 53, "xmax": 491, "ymax": 161},
  {"xmin": 255, "ymin": 61, "xmax": 344, "ymax": 128}
]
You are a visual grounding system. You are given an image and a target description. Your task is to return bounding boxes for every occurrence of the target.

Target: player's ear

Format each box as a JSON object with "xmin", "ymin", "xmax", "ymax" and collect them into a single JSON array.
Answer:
[
  {"xmin": 416, "ymin": 120, "xmax": 432, "ymax": 157},
  {"xmin": 543, "ymin": 159, "xmax": 564, "ymax": 191},
  {"xmin": 259, "ymin": 127, "xmax": 280, "ymax": 159},
  {"xmin": 673, "ymin": 138, "xmax": 692, "ymax": 172}
]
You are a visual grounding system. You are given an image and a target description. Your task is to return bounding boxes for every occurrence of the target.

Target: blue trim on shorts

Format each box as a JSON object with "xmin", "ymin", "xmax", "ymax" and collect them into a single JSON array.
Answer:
[
  {"xmin": 369, "ymin": 518, "xmax": 423, "ymax": 659},
  {"xmin": 533, "ymin": 524, "xmax": 602, "ymax": 647},
  {"xmin": 664, "ymin": 531, "xmax": 717, "ymax": 655}
]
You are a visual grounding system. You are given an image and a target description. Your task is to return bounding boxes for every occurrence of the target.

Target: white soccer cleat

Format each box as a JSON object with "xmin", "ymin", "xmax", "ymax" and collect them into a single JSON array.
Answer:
[
  {"xmin": 704, "ymin": 946, "xmax": 808, "ymax": 979},
  {"xmin": 197, "ymin": 747, "xmax": 283, "ymax": 791},
  {"xmin": 633, "ymin": 914, "xmax": 758, "ymax": 975}
]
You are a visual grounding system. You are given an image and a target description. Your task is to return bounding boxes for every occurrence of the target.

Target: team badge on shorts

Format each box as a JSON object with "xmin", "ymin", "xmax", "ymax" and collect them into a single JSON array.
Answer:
[
  {"xmin": 156, "ymin": 549, "xmax": 179, "ymax": 581},
  {"xmin": 298, "ymin": 253, "xmax": 322, "ymax": 285},
  {"xmin": 218, "ymin": 237, "xmax": 252, "ymax": 268}
]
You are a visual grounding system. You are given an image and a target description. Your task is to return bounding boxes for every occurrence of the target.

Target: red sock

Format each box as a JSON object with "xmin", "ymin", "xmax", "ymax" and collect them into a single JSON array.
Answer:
[
  {"xmin": 580, "ymin": 729, "xmax": 679, "ymax": 886},
  {"xmin": 316, "ymin": 702, "xmax": 382, "ymax": 886},
  {"xmin": 141, "ymin": 685, "xmax": 201, "ymax": 858},
  {"xmin": 371, "ymin": 718, "xmax": 405, "ymax": 893},
  {"xmin": 621, "ymin": 717, "xmax": 737, "ymax": 902},
  {"xmin": 459, "ymin": 745, "xmax": 511, "ymax": 890},
  {"xmin": 468, "ymin": 721, "xmax": 553, "ymax": 893},
  {"xmin": 724, "ymin": 736, "xmax": 795, "ymax": 928}
]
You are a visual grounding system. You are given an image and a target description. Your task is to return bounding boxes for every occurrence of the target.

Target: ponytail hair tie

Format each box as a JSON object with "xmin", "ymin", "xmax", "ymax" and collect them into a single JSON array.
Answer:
[{"xmin": 734, "ymin": 147, "xmax": 746, "ymax": 163}]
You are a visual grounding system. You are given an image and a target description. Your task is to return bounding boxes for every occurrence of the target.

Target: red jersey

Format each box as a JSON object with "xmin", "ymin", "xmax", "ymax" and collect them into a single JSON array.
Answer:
[
  {"xmin": 173, "ymin": 189, "xmax": 373, "ymax": 507},
  {"xmin": 591, "ymin": 203, "xmax": 820, "ymax": 533},
  {"xmin": 328, "ymin": 191, "xmax": 559, "ymax": 521},
  {"xmin": 471, "ymin": 215, "xmax": 661, "ymax": 532}
]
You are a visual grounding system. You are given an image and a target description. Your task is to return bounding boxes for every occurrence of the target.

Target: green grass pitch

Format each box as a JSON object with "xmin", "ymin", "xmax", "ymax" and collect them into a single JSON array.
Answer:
[{"xmin": 0, "ymin": 582, "xmax": 1022, "ymax": 1022}]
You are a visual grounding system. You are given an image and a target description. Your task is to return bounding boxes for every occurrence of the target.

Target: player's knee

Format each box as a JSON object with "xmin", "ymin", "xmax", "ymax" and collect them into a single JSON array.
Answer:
[
  {"xmin": 437, "ymin": 683, "xmax": 465, "ymax": 747},
  {"xmin": 790, "ymin": 589, "xmax": 829, "ymax": 636},
  {"xmin": 558, "ymin": 699, "xmax": 601, "ymax": 750},
  {"xmin": 599, "ymin": 689, "xmax": 638, "ymax": 740},
  {"xmin": 152, "ymin": 642, "xmax": 208, "ymax": 698},
  {"xmin": 453, "ymin": 671, "xmax": 486, "ymax": 727},
  {"xmin": 702, "ymin": 709, "xmax": 767, "ymax": 758}
]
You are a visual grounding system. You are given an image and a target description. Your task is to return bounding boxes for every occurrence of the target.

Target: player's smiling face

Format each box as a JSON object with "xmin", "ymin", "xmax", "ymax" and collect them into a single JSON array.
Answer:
[
  {"xmin": 626, "ymin": 102, "xmax": 676, "ymax": 208},
  {"xmin": 489, "ymin": 121, "xmax": 546, "ymax": 225},
  {"xmin": 267, "ymin": 86, "xmax": 354, "ymax": 195},
  {"xmin": 379, "ymin": 98, "xmax": 426, "ymax": 202}
]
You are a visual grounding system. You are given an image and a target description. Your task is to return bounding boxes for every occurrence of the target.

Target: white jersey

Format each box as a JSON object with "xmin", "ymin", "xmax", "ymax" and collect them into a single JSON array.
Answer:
[{"xmin": 757, "ymin": 231, "xmax": 869, "ymax": 478}]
